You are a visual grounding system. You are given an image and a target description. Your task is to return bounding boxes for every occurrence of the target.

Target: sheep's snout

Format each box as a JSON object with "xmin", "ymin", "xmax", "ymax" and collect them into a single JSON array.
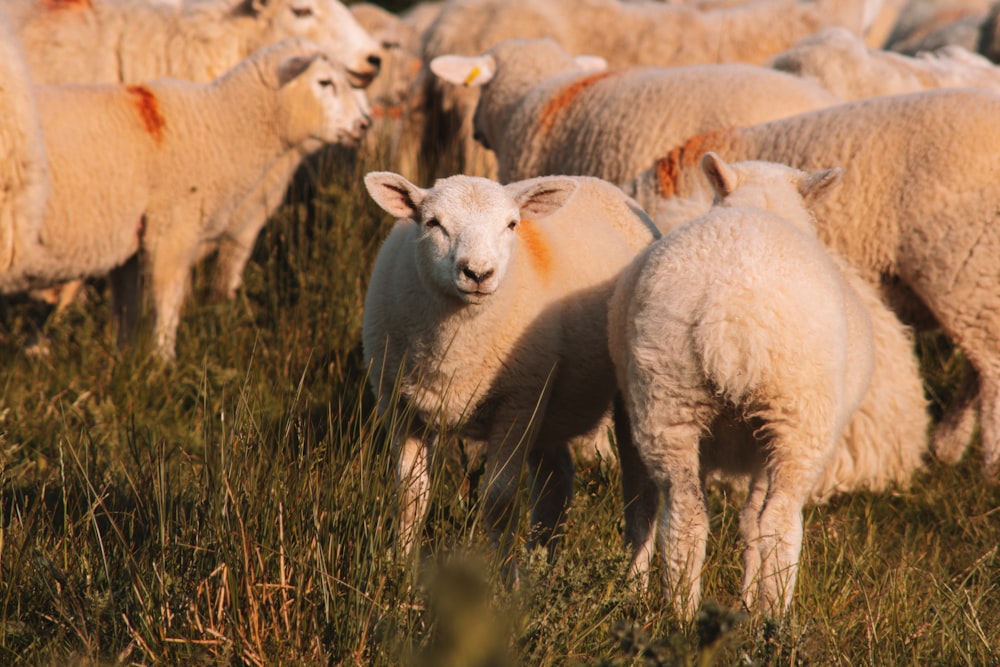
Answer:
[{"xmin": 455, "ymin": 259, "xmax": 498, "ymax": 301}]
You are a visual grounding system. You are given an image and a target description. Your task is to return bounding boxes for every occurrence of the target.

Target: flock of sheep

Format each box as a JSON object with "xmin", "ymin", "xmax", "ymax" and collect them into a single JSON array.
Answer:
[{"xmin": 3, "ymin": 0, "xmax": 999, "ymax": 621}]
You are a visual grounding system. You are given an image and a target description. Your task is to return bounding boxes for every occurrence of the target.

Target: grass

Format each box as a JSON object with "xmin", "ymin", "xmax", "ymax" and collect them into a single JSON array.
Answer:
[{"xmin": 1, "ymin": 133, "xmax": 998, "ymax": 666}]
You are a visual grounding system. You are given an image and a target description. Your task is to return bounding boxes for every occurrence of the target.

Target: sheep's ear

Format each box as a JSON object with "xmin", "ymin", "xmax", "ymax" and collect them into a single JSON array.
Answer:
[
  {"xmin": 508, "ymin": 178, "xmax": 578, "ymax": 219},
  {"xmin": 797, "ymin": 166, "xmax": 843, "ymax": 205},
  {"xmin": 573, "ymin": 55, "xmax": 608, "ymax": 72},
  {"xmin": 701, "ymin": 152, "xmax": 739, "ymax": 199},
  {"xmin": 276, "ymin": 54, "xmax": 320, "ymax": 87},
  {"xmin": 430, "ymin": 54, "xmax": 496, "ymax": 87},
  {"xmin": 365, "ymin": 172, "xmax": 427, "ymax": 219}
]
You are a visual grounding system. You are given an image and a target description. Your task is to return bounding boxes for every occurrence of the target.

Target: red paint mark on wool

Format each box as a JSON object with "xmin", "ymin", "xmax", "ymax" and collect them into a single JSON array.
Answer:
[
  {"xmin": 538, "ymin": 70, "xmax": 616, "ymax": 133},
  {"xmin": 517, "ymin": 219, "xmax": 552, "ymax": 282},
  {"xmin": 654, "ymin": 129, "xmax": 730, "ymax": 198},
  {"xmin": 43, "ymin": 0, "xmax": 91, "ymax": 10},
  {"xmin": 126, "ymin": 85, "xmax": 166, "ymax": 144}
]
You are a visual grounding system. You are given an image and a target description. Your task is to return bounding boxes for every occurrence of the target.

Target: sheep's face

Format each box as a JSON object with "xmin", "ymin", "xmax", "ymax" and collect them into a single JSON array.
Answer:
[
  {"xmin": 413, "ymin": 177, "xmax": 520, "ymax": 304},
  {"xmin": 365, "ymin": 173, "xmax": 578, "ymax": 305},
  {"xmin": 241, "ymin": 0, "xmax": 382, "ymax": 87},
  {"xmin": 276, "ymin": 53, "xmax": 372, "ymax": 150}
]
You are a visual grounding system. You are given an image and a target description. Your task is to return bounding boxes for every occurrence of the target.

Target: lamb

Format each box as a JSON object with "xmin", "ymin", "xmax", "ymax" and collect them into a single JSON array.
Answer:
[
  {"xmin": 429, "ymin": 38, "xmax": 840, "ymax": 184},
  {"xmin": 623, "ymin": 88, "xmax": 1000, "ymax": 478},
  {"xmin": 609, "ymin": 153, "xmax": 927, "ymax": 617},
  {"xmin": 362, "ymin": 171, "xmax": 660, "ymax": 575},
  {"xmin": 770, "ymin": 26, "xmax": 1000, "ymax": 99},
  {"xmin": 3, "ymin": 0, "xmax": 382, "ymax": 305},
  {"xmin": 4, "ymin": 0, "xmax": 382, "ymax": 87},
  {"xmin": 0, "ymin": 17, "xmax": 48, "ymax": 275},
  {"xmin": 418, "ymin": 0, "xmax": 874, "ymax": 175},
  {"xmin": 1, "ymin": 38, "xmax": 371, "ymax": 359}
]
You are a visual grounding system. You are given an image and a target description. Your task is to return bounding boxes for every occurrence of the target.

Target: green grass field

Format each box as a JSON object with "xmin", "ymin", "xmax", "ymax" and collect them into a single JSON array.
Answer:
[{"xmin": 1, "ymin": 140, "xmax": 998, "ymax": 665}]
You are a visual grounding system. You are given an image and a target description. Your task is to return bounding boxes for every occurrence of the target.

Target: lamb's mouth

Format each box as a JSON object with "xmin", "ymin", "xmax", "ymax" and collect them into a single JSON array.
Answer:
[
  {"xmin": 458, "ymin": 287, "xmax": 493, "ymax": 303},
  {"xmin": 347, "ymin": 69, "xmax": 378, "ymax": 88}
]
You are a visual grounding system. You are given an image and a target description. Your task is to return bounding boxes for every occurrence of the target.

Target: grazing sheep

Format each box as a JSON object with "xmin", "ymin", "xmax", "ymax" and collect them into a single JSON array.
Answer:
[
  {"xmin": 624, "ymin": 88, "xmax": 1000, "ymax": 478},
  {"xmin": 362, "ymin": 171, "xmax": 659, "ymax": 574},
  {"xmin": 610, "ymin": 154, "xmax": 876, "ymax": 618},
  {"xmin": 4, "ymin": 0, "xmax": 382, "ymax": 87},
  {"xmin": 4, "ymin": 0, "xmax": 382, "ymax": 306},
  {"xmin": 770, "ymin": 26, "xmax": 1000, "ymax": 98},
  {"xmin": 430, "ymin": 38, "xmax": 840, "ymax": 184},
  {"xmin": 1, "ymin": 38, "xmax": 370, "ymax": 359},
  {"xmin": 0, "ymin": 17, "xmax": 47, "ymax": 275},
  {"xmin": 418, "ymin": 0, "xmax": 873, "ymax": 175}
]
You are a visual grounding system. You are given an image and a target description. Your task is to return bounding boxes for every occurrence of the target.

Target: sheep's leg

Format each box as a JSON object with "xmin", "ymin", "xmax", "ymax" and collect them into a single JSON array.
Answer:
[
  {"xmin": 751, "ymin": 441, "xmax": 824, "ymax": 617},
  {"xmin": 146, "ymin": 227, "xmax": 198, "ymax": 360},
  {"xmin": 931, "ymin": 362, "xmax": 979, "ymax": 465},
  {"xmin": 482, "ymin": 404, "xmax": 540, "ymax": 584},
  {"xmin": 526, "ymin": 441, "xmax": 574, "ymax": 555},
  {"xmin": 644, "ymin": 422, "xmax": 707, "ymax": 621},
  {"xmin": 394, "ymin": 423, "xmax": 434, "ymax": 559},
  {"xmin": 613, "ymin": 394, "xmax": 659, "ymax": 588},
  {"xmin": 978, "ymin": 370, "xmax": 1000, "ymax": 479},
  {"xmin": 738, "ymin": 471, "xmax": 769, "ymax": 611},
  {"xmin": 109, "ymin": 255, "xmax": 142, "ymax": 349},
  {"xmin": 213, "ymin": 154, "xmax": 300, "ymax": 300}
]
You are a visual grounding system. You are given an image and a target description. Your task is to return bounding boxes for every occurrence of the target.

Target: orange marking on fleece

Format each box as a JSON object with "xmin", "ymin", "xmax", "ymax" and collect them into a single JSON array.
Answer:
[
  {"xmin": 126, "ymin": 85, "xmax": 166, "ymax": 144},
  {"xmin": 654, "ymin": 129, "xmax": 730, "ymax": 198},
  {"xmin": 517, "ymin": 219, "xmax": 553, "ymax": 282},
  {"xmin": 43, "ymin": 0, "xmax": 91, "ymax": 10},
  {"xmin": 538, "ymin": 70, "xmax": 616, "ymax": 133}
]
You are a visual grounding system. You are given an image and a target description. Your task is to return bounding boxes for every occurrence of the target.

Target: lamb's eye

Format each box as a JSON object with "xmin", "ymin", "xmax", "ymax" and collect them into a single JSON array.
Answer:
[
  {"xmin": 507, "ymin": 219, "xmax": 518, "ymax": 230},
  {"xmin": 318, "ymin": 78, "xmax": 333, "ymax": 88},
  {"xmin": 425, "ymin": 218, "xmax": 441, "ymax": 229},
  {"xmin": 291, "ymin": 6, "xmax": 313, "ymax": 17}
]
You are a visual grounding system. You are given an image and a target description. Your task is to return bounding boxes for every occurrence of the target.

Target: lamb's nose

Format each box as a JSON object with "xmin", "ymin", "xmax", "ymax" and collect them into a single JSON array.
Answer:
[
  {"xmin": 462, "ymin": 266, "xmax": 493, "ymax": 284},
  {"xmin": 368, "ymin": 54, "xmax": 382, "ymax": 69}
]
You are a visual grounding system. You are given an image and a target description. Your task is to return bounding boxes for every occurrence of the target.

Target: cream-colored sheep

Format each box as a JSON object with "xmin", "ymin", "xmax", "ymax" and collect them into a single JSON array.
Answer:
[
  {"xmin": 1, "ymin": 39, "xmax": 370, "ymax": 359},
  {"xmin": 5, "ymin": 0, "xmax": 382, "ymax": 86},
  {"xmin": 418, "ymin": 0, "xmax": 872, "ymax": 175},
  {"xmin": 362, "ymin": 171, "xmax": 659, "ymax": 575},
  {"xmin": 610, "ymin": 154, "xmax": 876, "ymax": 618},
  {"xmin": 4, "ymin": 0, "xmax": 381, "ymax": 306},
  {"xmin": 624, "ymin": 88, "xmax": 1000, "ymax": 478},
  {"xmin": 430, "ymin": 38, "xmax": 840, "ymax": 185},
  {"xmin": 771, "ymin": 26, "xmax": 1000, "ymax": 98},
  {"xmin": 0, "ymin": 17, "xmax": 47, "ymax": 275}
]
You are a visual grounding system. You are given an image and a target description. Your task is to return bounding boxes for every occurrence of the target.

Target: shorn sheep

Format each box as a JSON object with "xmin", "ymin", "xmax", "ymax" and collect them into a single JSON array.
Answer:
[
  {"xmin": 417, "ymin": 0, "xmax": 874, "ymax": 174},
  {"xmin": 1, "ymin": 38, "xmax": 371, "ymax": 360},
  {"xmin": 362, "ymin": 172, "xmax": 659, "ymax": 575},
  {"xmin": 0, "ymin": 16, "xmax": 47, "ymax": 275},
  {"xmin": 430, "ymin": 37, "xmax": 840, "ymax": 184},
  {"xmin": 770, "ymin": 26, "xmax": 1000, "ymax": 99},
  {"xmin": 623, "ymin": 88, "xmax": 1000, "ymax": 478},
  {"xmin": 610, "ymin": 154, "xmax": 923, "ymax": 617},
  {"xmin": 3, "ymin": 0, "xmax": 382, "ymax": 303}
]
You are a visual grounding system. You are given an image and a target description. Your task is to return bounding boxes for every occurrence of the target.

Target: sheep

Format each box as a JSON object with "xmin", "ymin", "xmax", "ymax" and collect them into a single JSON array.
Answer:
[
  {"xmin": 885, "ymin": 0, "xmax": 992, "ymax": 54},
  {"xmin": 770, "ymin": 25, "xmax": 1000, "ymax": 98},
  {"xmin": 610, "ymin": 153, "xmax": 926, "ymax": 617},
  {"xmin": 0, "ymin": 38, "xmax": 371, "ymax": 360},
  {"xmin": 3, "ymin": 0, "xmax": 382, "ymax": 306},
  {"xmin": 417, "ymin": 0, "xmax": 875, "ymax": 175},
  {"xmin": 429, "ymin": 38, "xmax": 840, "ymax": 185},
  {"xmin": 0, "ymin": 17, "xmax": 48, "ymax": 276},
  {"xmin": 623, "ymin": 88, "xmax": 1000, "ymax": 479},
  {"xmin": 4, "ymin": 0, "xmax": 382, "ymax": 87},
  {"xmin": 362, "ymin": 171, "xmax": 660, "ymax": 575}
]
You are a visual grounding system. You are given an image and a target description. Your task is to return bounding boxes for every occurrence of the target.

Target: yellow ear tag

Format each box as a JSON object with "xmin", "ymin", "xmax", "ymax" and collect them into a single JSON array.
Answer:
[{"xmin": 463, "ymin": 65, "xmax": 482, "ymax": 86}]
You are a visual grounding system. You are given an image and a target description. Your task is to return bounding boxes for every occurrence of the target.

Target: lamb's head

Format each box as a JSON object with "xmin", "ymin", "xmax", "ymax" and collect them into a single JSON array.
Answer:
[
  {"xmin": 218, "ymin": 0, "xmax": 382, "ymax": 87},
  {"xmin": 429, "ymin": 38, "xmax": 607, "ymax": 151},
  {"xmin": 365, "ymin": 172, "xmax": 577, "ymax": 305},
  {"xmin": 701, "ymin": 152, "xmax": 843, "ymax": 234},
  {"xmin": 271, "ymin": 45, "xmax": 372, "ymax": 150}
]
